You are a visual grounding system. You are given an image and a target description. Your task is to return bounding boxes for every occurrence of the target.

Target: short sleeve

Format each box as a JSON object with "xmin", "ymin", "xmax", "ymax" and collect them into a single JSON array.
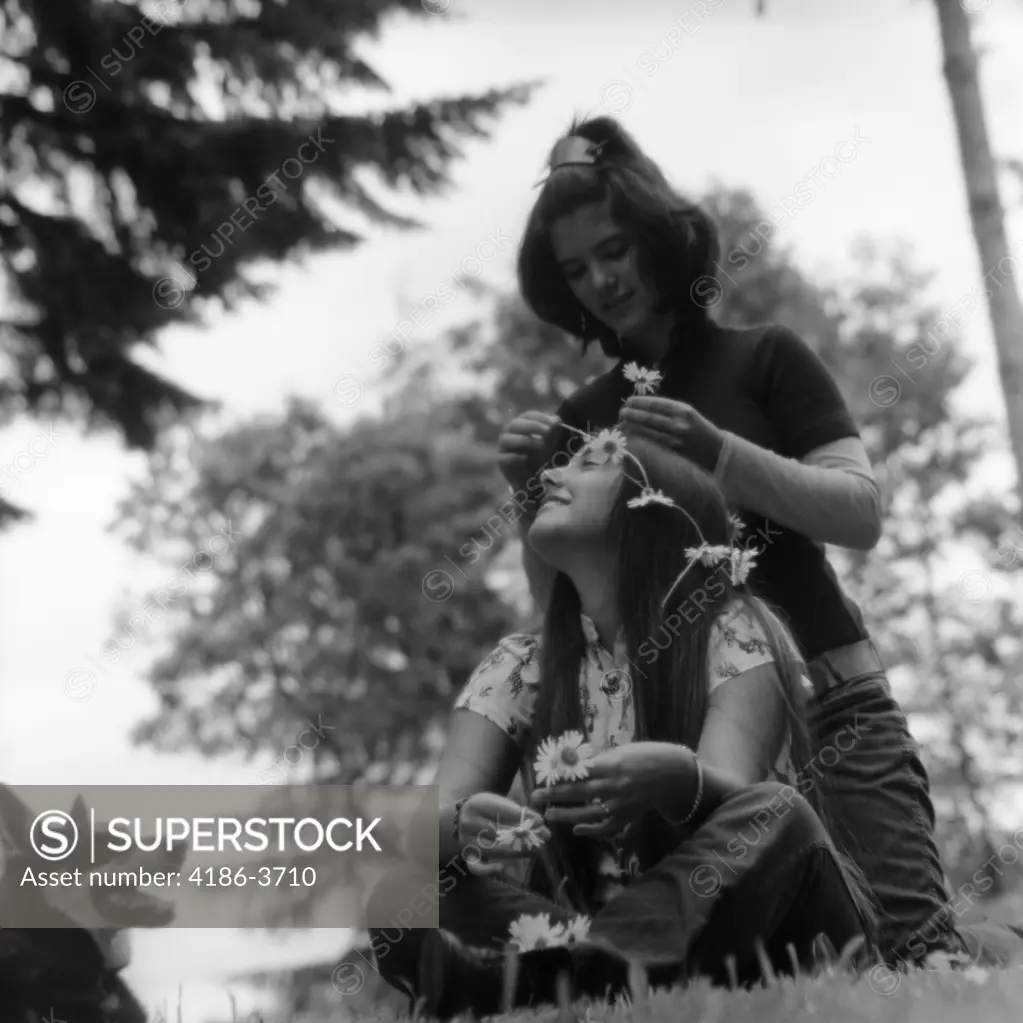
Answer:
[
  {"xmin": 754, "ymin": 326, "xmax": 860, "ymax": 459},
  {"xmin": 707, "ymin": 604, "xmax": 774, "ymax": 693},
  {"xmin": 453, "ymin": 634, "xmax": 542, "ymax": 747}
]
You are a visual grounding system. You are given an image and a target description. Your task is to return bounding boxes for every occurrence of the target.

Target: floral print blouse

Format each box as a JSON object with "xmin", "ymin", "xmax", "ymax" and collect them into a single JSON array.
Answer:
[{"xmin": 453, "ymin": 599, "xmax": 810, "ymax": 906}]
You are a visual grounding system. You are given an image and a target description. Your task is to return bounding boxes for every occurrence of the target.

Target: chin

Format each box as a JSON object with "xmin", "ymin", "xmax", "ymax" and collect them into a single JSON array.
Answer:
[{"xmin": 526, "ymin": 514, "xmax": 566, "ymax": 565}]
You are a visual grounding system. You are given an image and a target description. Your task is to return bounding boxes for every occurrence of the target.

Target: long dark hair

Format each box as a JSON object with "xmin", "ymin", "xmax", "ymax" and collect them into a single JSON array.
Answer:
[
  {"xmin": 517, "ymin": 116, "xmax": 720, "ymax": 359},
  {"xmin": 524, "ymin": 435, "xmax": 878, "ymax": 940}
]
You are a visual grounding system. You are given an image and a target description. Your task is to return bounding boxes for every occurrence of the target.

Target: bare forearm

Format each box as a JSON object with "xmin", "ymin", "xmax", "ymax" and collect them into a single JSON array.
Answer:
[
  {"xmin": 714, "ymin": 432, "xmax": 883, "ymax": 550},
  {"xmin": 656, "ymin": 745, "xmax": 745, "ymax": 828}
]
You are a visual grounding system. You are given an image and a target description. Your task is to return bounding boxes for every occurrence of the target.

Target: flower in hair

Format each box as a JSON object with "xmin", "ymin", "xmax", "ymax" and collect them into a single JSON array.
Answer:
[
  {"xmin": 623, "ymin": 362, "xmax": 663, "ymax": 396},
  {"xmin": 585, "ymin": 428, "xmax": 628, "ymax": 466},
  {"xmin": 728, "ymin": 547, "xmax": 759, "ymax": 585},
  {"xmin": 627, "ymin": 487, "xmax": 675, "ymax": 509},
  {"xmin": 728, "ymin": 513, "xmax": 745, "ymax": 538},
  {"xmin": 685, "ymin": 544, "xmax": 734, "ymax": 567}
]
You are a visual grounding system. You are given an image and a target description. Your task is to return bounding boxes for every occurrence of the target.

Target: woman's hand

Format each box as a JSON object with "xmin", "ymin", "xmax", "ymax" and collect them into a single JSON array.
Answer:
[
  {"xmin": 530, "ymin": 743, "xmax": 696, "ymax": 839},
  {"xmin": 619, "ymin": 396, "xmax": 725, "ymax": 472},
  {"xmin": 497, "ymin": 411, "xmax": 561, "ymax": 497},
  {"xmin": 456, "ymin": 792, "xmax": 551, "ymax": 876}
]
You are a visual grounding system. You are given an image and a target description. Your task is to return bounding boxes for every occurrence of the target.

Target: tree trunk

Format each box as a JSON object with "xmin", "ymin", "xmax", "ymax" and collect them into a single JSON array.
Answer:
[{"xmin": 934, "ymin": 0, "xmax": 1023, "ymax": 518}]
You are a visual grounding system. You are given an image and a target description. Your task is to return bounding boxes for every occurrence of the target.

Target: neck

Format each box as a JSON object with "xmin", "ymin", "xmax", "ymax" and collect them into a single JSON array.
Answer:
[
  {"xmin": 562, "ymin": 559, "xmax": 620, "ymax": 649},
  {"xmin": 621, "ymin": 311, "xmax": 676, "ymax": 365}
]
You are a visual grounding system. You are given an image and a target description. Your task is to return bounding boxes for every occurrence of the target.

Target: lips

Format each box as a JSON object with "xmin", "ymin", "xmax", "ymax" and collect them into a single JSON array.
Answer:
[
  {"xmin": 601, "ymin": 293, "xmax": 632, "ymax": 313},
  {"xmin": 539, "ymin": 491, "xmax": 571, "ymax": 511}
]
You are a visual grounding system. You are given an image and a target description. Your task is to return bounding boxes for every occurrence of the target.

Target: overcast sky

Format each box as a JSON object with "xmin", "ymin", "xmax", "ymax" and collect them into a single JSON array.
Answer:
[{"xmin": 2, "ymin": 0, "xmax": 1023, "ymax": 1017}]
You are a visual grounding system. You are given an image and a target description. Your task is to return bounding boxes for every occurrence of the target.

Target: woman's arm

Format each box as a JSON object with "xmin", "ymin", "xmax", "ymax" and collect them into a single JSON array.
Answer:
[
  {"xmin": 713, "ymin": 433, "xmax": 883, "ymax": 550},
  {"xmin": 657, "ymin": 661, "xmax": 789, "ymax": 822},
  {"xmin": 426, "ymin": 634, "xmax": 542, "ymax": 865},
  {"xmin": 727, "ymin": 325, "xmax": 882, "ymax": 550},
  {"xmin": 433, "ymin": 709, "xmax": 522, "ymax": 863},
  {"xmin": 658, "ymin": 602, "xmax": 792, "ymax": 824},
  {"xmin": 624, "ymin": 327, "xmax": 883, "ymax": 550}
]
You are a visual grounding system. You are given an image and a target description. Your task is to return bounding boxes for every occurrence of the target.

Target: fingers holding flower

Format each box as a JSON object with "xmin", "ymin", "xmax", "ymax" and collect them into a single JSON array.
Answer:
[
  {"xmin": 492, "ymin": 808, "xmax": 548, "ymax": 852},
  {"xmin": 623, "ymin": 362, "xmax": 663, "ymax": 396},
  {"xmin": 618, "ymin": 395, "xmax": 724, "ymax": 471}
]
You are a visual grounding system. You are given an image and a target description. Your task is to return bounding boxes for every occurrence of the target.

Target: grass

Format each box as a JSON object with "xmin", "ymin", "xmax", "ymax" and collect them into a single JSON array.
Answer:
[{"xmin": 337, "ymin": 963, "xmax": 1023, "ymax": 1023}]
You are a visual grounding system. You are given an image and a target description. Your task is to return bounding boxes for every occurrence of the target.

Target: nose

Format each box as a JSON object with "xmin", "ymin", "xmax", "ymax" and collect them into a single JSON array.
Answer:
[
  {"xmin": 540, "ymin": 466, "xmax": 563, "ymax": 489},
  {"xmin": 589, "ymin": 263, "xmax": 616, "ymax": 294}
]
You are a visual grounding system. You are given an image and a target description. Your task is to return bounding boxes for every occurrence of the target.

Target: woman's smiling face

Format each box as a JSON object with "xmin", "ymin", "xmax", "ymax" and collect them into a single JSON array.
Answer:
[
  {"xmin": 527, "ymin": 444, "xmax": 625, "ymax": 563},
  {"xmin": 549, "ymin": 199, "xmax": 661, "ymax": 339}
]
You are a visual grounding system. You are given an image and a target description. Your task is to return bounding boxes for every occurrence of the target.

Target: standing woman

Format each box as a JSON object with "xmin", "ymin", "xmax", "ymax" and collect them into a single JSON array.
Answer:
[{"xmin": 498, "ymin": 115, "xmax": 955, "ymax": 964}]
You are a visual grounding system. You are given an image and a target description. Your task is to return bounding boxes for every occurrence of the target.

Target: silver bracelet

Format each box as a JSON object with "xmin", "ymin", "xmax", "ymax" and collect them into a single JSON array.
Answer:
[
  {"xmin": 662, "ymin": 748, "xmax": 703, "ymax": 826},
  {"xmin": 680, "ymin": 753, "xmax": 704, "ymax": 825}
]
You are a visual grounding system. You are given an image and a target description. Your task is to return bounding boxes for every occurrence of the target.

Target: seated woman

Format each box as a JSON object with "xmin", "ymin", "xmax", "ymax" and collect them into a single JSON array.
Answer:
[{"xmin": 368, "ymin": 428, "xmax": 877, "ymax": 1019}]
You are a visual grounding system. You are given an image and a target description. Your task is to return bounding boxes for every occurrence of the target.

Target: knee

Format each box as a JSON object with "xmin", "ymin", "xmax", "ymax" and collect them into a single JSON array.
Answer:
[{"xmin": 730, "ymin": 781, "xmax": 827, "ymax": 846}]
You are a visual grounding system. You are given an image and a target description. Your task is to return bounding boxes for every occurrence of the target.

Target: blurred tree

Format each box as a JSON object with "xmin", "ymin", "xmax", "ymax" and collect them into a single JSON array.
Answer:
[
  {"xmin": 0, "ymin": 0, "xmax": 533, "ymax": 526},
  {"xmin": 752, "ymin": 0, "xmax": 1023, "ymax": 519},
  {"xmin": 109, "ymin": 293, "xmax": 600, "ymax": 781},
  {"xmin": 932, "ymin": 0, "xmax": 1023, "ymax": 522}
]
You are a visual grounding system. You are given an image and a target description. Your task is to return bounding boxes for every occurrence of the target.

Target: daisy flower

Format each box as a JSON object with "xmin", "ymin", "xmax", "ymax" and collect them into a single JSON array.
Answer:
[
  {"xmin": 508, "ymin": 913, "xmax": 565, "ymax": 951},
  {"xmin": 494, "ymin": 808, "xmax": 546, "ymax": 851},
  {"xmin": 562, "ymin": 915, "xmax": 591, "ymax": 944},
  {"xmin": 585, "ymin": 428, "xmax": 628, "ymax": 466},
  {"xmin": 684, "ymin": 544, "xmax": 733, "ymax": 567},
  {"xmin": 534, "ymin": 736, "xmax": 563, "ymax": 787},
  {"xmin": 554, "ymin": 730, "xmax": 594, "ymax": 781},
  {"xmin": 534, "ymin": 730, "xmax": 595, "ymax": 785},
  {"xmin": 623, "ymin": 362, "xmax": 663, "ymax": 396},
  {"xmin": 627, "ymin": 487, "xmax": 675, "ymax": 510},
  {"xmin": 728, "ymin": 547, "xmax": 759, "ymax": 585}
]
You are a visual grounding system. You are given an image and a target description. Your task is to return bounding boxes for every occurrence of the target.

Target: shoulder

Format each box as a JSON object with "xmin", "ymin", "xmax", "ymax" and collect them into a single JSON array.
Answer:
[
  {"xmin": 748, "ymin": 323, "xmax": 835, "ymax": 379},
  {"xmin": 454, "ymin": 633, "xmax": 542, "ymax": 745},
  {"xmin": 707, "ymin": 600, "xmax": 775, "ymax": 691},
  {"xmin": 466, "ymin": 634, "xmax": 544, "ymax": 691}
]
